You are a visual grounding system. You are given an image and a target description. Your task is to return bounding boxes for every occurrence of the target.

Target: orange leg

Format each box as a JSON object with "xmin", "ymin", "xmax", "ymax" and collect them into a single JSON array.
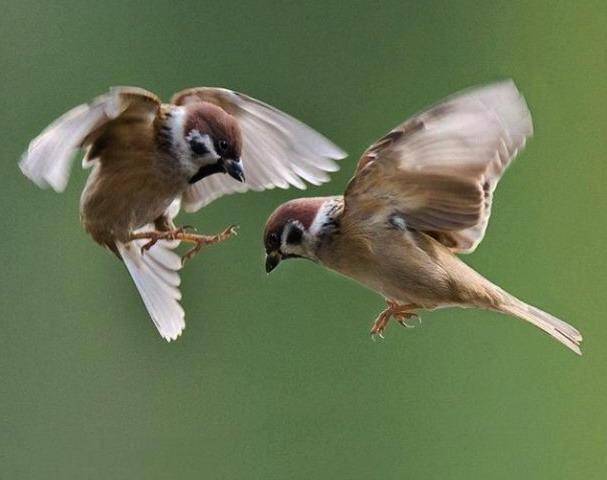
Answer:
[
  {"xmin": 370, "ymin": 300, "xmax": 421, "ymax": 339},
  {"xmin": 129, "ymin": 225, "xmax": 238, "ymax": 264}
]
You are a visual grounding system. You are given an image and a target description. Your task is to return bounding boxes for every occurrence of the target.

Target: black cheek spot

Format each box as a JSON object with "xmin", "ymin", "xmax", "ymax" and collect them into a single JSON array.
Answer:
[
  {"xmin": 190, "ymin": 139, "xmax": 209, "ymax": 156},
  {"xmin": 286, "ymin": 226, "xmax": 303, "ymax": 245}
]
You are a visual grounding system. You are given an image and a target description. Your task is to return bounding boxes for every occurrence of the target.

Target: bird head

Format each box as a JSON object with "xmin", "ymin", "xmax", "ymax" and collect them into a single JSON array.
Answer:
[
  {"xmin": 263, "ymin": 197, "xmax": 339, "ymax": 273},
  {"xmin": 182, "ymin": 102, "xmax": 245, "ymax": 184}
]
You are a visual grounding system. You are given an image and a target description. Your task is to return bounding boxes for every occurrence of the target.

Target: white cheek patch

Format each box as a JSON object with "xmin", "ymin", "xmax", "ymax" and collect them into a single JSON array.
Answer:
[
  {"xmin": 280, "ymin": 220, "xmax": 322, "ymax": 261},
  {"xmin": 280, "ymin": 220, "xmax": 304, "ymax": 253},
  {"xmin": 185, "ymin": 130, "xmax": 220, "ymax": 165},
  {"xmin": 185, "ymin": 130, "xmax": 212, "ymax": 153},
  {"xmin": 167, "ymin": 106, "xmax": 188, "ymax": 155},
  {"xmin": 166, "ymin": 107, "xmax": 197, "ymax": 175},
  {"xmin": 309, "ymin": 201, "xmax": 334, "ymax": 237},
  {"xmin": 200, "ymin": 134, "xmax": 218, "ymax": 159},
  {"xmin": 166, "ymin": 107, "xmax": 221, "ymax": 176}
]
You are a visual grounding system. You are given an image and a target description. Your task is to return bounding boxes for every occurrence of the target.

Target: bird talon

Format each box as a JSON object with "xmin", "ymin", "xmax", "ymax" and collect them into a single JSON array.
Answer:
[
  {"xmin": 179, "ymin": 225, "xmax": 238, "ymax": 265},
  {"xmin": 139, "ymin": 236, "xmax": 159, "ymax": 254},
  {"xmin": 131, "ymin": 224, "xmax": 238, "ymax": 265},
  {"xmin": 369, "ymin": 301, "xmax": 420, "ymax": 337},
  {"xmin": 370, "ymin": 331, "xmax": 385, "ymax": 341},
  {"xmin": 396, "ymin": 313, "xmax": 421, "ymax": 329},
  {"xmin": 181, "ymin": 244, "xmax": 202, "ymax": 265},
  {"xmin": 397, "ymin": 319, "xmax": 415, "ymax": 329},
  {"xmin": 219, "ymin": 224, "xmax": 239, "ymax": 240},
  {"xmin": 370, "ymin": 312, "xmax": 389, "ymax": 339}
]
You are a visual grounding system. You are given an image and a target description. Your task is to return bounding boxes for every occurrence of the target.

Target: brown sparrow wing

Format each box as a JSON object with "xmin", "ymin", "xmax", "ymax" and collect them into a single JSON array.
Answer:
[
  {"xmin": 19, "ymin": 87, "xmax": 161, "ymax": 192},
  {"xmin": 171, "ymin": 87, "xmax": 346, "ymax": 212},
  {"xmin": 343, "ymin": 80, "xmax": 533, "ymax": 253}
]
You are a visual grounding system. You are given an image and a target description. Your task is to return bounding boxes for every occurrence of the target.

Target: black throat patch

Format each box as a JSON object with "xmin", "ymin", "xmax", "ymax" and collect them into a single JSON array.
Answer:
[{"xmin": 188, "ymin": 163, "xmax": 225, "ymax": 184}]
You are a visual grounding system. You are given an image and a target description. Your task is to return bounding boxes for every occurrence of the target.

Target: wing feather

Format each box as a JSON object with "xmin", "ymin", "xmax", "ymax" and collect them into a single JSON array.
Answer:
[
  {"xmin": 19, "ymin": 87, "xmax": 160, "ymax": 192},
  {"xmin": 171, "ymin": 87, "xmax": 346, "ymax": 212},
  {"xmin": 344, "ymin": 80, "xmax": 533, "ymax": 253}
]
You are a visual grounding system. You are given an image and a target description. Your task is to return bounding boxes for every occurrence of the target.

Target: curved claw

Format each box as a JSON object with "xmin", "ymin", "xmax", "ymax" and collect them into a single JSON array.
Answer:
[
  {"xmin": 180, "ymin": 224, "xmax": 239, "ymax": 265},
  {"xmin": 140, "ymin": 235, "xmax": 160, "ymax": 255},
  {"xmin": 370, "ymin": 331, "xmax": 385, "ymax": 341},
  {"xmin": 369, "ymin": 310, "xmax": 390, "ymax": 339},
  {"xmin": 181, "ymin": 244, "xmax": 202, "ymax": 266},
  {"xmin": 396, "ymin": 313, "xmax": 421, "ymax": 329},
  {"xmin": 369, "ymin": 301, "xmax": 420, "ymax": 338}
]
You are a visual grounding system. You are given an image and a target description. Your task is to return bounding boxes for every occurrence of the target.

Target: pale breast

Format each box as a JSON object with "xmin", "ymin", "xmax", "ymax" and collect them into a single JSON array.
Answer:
[{"xmin": 319, "ymin": 226, "xmax": 462, "ymax": 308}]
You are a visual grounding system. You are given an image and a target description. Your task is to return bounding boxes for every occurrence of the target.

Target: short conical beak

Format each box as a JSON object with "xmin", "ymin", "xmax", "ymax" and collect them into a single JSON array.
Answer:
[
  {"xmin": 265, "ymin": 252, "xmax": 281, "ymax": 273},
  {"xmin": 223, "ymin": 158, "xmax": 245, "ymax": 183}
]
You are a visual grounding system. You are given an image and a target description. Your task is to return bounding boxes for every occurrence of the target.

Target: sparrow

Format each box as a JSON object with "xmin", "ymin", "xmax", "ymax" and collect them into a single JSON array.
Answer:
[
  {"xmin": 20, "ymin": 86, "xmax": 346, "ymax": 340},
  {"xmin": 263, "ymin": 80, "xmax": 583, "ymax": 355}
]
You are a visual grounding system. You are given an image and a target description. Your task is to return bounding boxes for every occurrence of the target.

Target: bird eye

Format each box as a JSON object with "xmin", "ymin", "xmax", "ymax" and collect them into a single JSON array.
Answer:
[
  {"xmin": 268, "ymin": 232, "xmax": 280, "ymax": 248},
  {"xmin": 218, "ymin": 140, "xmax": 229, "ymax": 152}
]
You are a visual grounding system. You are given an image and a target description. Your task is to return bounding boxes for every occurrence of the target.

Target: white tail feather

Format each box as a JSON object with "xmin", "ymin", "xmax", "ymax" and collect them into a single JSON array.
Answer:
[{"xmin": 116, "ymin": 237, "xmax": 185, "ymax": 341}]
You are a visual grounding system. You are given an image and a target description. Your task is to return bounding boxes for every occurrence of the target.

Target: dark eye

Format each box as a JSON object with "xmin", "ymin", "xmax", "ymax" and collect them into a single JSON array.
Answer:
[
  {"xmin": 286, "ymin": 225, "xmax": 303, "ymax": 245},
  {"xmin": 218, "ymin": 140, "xmax": 229, "ymax": 152},
  {"xmin": 268, "ymin": 232, "xmax": 280, "ymax": 249}
]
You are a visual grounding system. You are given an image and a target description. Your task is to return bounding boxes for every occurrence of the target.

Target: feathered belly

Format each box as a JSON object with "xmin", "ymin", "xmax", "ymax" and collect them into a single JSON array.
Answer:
[
  {"xmin": 321, "ymin": 230, "xmax": 459, "ymax": 309},
  {"xmin": 79, "ymin": 166, "xmax": 180, "ymax": 245}
]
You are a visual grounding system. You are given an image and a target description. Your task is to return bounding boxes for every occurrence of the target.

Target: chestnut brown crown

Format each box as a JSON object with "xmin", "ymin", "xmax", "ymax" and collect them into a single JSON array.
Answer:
[
  {"xmin": 263, "ymin": 197, "xmax": 328, "ymax": 272},
  {"xmin": 183, "ymin": 102, "xmax": 245, "ymax": 184},
  {"xmin": 264, "ymin": 198, "xmax": 326, "ymax": 248},
  {"xmin": 185, "ymin": 102, "xmax": 243, "ymax": 160}
]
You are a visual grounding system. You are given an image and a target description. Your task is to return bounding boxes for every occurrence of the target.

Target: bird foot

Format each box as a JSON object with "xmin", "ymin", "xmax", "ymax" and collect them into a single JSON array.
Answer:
[
  {"xmin": 370, "ymin": 300, "xmax": 420, "ymax": 339},
  {"xmin": 181, "ymin": 225, "xmax": 238, "ymax": 265},
  {"xmin": 134, "ymin": 226, "xmax": 196, "ymax": 254},
  {"xmin": 128, "ymin": 225, "xmax": 238, "ymax": 264}
]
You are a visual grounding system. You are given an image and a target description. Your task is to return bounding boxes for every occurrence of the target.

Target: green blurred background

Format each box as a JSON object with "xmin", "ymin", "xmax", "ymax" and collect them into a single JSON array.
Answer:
[{"xmin": 1, "ymin": 1, "xmax": 606, "ymax": 478}]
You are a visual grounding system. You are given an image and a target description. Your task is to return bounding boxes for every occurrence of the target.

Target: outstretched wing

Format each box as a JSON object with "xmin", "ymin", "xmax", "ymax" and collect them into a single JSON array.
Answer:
[
  {"xmin": 171, "ymin": 87, "xmax": 346, "ymax": 212},
  {"xmin": 19, "ymin": 87, "xmax": 161, "ymax": 192},
  {"xmin": 343, "ymin": 80, "xmax": 533, "ymax": 253}
]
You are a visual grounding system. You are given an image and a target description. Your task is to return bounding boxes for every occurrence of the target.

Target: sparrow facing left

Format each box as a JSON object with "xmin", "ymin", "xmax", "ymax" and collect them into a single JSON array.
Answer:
[
  {"xmin": 20, "ymin": 86, "xmax": 345, "ymax": 340},
  {"xmin": 263, "ymin": 81, "xmax": 583, "ymax": 355}
]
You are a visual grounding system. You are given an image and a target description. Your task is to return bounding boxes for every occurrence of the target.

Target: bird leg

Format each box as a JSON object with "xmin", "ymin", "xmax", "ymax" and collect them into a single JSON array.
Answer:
[
  {"xmin": 370, "ymin": 300, "xmax": 420, "ymax": 339},
  {"xmin": 128, "ymin": 225, "xmax": 238, "ymax": 264},
  {"xmin": 130, "ymin": 225, "xmax": 192, "ymax": 253},
  {"xmin": 180, "ymin": 225, "xmax": 238, "ymax": 264}
]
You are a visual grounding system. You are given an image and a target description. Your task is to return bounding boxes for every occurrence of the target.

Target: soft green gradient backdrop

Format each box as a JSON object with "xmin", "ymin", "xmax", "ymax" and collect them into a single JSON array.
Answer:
[{"xmin": 1, "ymin": 1, "xmax": 606, "ymax": 479}]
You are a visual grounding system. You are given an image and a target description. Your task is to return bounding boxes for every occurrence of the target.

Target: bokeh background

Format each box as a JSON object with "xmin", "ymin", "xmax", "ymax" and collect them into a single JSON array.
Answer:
[{"xmin": 2, "ymin": 1, "xmax": 606, "ymax": 479}]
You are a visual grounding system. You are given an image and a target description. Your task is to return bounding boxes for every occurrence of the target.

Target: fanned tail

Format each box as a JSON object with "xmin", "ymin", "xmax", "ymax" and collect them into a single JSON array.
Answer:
[{"xmin": 116, "ymin": 236, "xmax": 185, "ymax": 341}]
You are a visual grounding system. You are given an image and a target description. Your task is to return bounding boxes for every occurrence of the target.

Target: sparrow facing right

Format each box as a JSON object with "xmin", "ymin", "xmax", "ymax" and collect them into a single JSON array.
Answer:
[
  {"xmin": 20, "ymin": 86, "xmax": 345, "ymax": 340},
  {"xmin": 263, "ymin": 81, "xmax": 582, "ymax": 355}
]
